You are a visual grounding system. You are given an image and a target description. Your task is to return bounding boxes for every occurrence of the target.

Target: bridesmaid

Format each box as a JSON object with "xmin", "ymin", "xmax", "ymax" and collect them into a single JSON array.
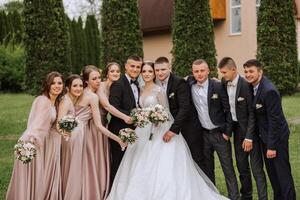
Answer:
[
  {"xmin": 97, "ymin": 62, "xmax": 132, "ymax": 126},
  {"xmin": 58, "ymin": 74, "xmax": 84, "ymax": 200},
  {"xmin": 79, "ymin": 66, "xmax": 127, "ymax": 200},
  {"xmin": 6, "ymin": 72, "xmax": 64, "ymax": 200}
]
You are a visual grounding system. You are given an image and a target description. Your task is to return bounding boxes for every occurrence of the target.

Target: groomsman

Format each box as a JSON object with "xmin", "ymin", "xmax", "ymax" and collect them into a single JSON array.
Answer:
[
  {"xmin": 218, "ymin": 57, "xmax": 267, "ymax": 200},
  {"xmin": 188, "ymin": 59, "xmax": 240, "ymax": 200},
  {"xmin": 243, "ymin": 59, "xmax": 296, "ymax": 200},
  {"xmin": 154, "ymin": 57, "xmax": 204, "ymax": 170},
  {"xmin": 108, "ymin": 55, "xmax": 142, "ymax": 181}
]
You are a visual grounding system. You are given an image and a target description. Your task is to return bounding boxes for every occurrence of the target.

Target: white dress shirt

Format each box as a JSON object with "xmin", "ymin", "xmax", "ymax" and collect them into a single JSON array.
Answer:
[
  {"xmin": 227, "ymin": 75, "xmax": 239, "ymax": 122},
  {"xmin": 156, "ymin": 76, "xmax": 170, "ymax": 93},
  {"xmin": 191, "ymin": 79, "xmax": 218, "ymax": 130},
  {"xmin": 125, "ymin": 74, "xmax": 139, "ymax": 106}
]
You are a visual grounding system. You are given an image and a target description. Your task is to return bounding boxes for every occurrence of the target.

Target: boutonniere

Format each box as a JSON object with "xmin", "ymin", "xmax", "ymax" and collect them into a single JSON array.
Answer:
[
  {"xmin": 256, "ymin": 104, "xmax": 263, "ymax": 109},
  {"xmin": 169, "ymin": 92, "xmax": 175, "ymax": 99},
  {"xmin": 237, "ymin": 97, "xmax": 245, "ymax": 102},
  {"xmin": 211, "ymin": 93, "xmax": 218, "ymax": 99}
]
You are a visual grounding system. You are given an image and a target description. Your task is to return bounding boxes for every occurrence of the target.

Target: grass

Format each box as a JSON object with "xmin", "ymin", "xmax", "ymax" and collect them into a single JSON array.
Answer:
[{"xmin": 0, "ymin": 93, "xmax": 299, "ymax": 199}]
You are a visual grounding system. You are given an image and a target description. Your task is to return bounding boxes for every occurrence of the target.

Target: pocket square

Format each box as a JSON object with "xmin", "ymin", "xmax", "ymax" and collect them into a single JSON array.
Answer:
[
  {"xmin": 169, "ymin": 92, "xmax": 175, "ymax": 99},
  {"xmin": 237, "ymin": 97, "xmax": 245, "ymax": 102},
  {"xmin": 256, "ymin": 104, "xmax": 263, "ymax": 109},
  {"xmin": 211, "ymin": 93, "xmax": 218, "ymax": 99}
]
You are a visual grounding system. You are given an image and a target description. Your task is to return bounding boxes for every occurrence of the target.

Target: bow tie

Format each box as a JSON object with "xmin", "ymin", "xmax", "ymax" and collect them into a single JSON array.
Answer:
[
  {"xmin": 227, "ymin": 81, "xmax": 235, "ymax": 87},
  {"xmin": 130, "ymin": 79, "xmax": 139, "ymax": 86}
]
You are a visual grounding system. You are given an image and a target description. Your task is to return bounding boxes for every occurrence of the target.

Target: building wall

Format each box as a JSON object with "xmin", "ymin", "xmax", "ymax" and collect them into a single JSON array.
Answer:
[
  {"xmin": 143, "ymin": 31, "xmax": 173, "ymax": 62},
  {"xmin": 142, "ymin": 0, "xmax": 298, "ymax": 74},
  {"xmin": 214, "ymin": 0, "xmax": 258, "ymax": 73}
]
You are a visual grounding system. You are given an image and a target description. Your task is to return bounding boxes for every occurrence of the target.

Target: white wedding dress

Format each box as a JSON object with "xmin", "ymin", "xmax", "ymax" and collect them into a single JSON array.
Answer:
[{"xmin": 107, "ymin": 85, "xmax": 229, "ymax": 200}]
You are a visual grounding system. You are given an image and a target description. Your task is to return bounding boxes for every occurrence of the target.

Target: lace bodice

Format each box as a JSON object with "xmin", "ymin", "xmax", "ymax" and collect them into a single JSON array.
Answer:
[{"xmin": 139, "ymin": 85, "xmax": 162, "ymax": 108}]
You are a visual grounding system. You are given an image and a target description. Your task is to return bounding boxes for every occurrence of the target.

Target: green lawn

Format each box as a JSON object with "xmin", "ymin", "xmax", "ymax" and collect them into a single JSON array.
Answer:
[{"xmin": 0, "ymin": 93, "xmax": 299, "ymax": 199}]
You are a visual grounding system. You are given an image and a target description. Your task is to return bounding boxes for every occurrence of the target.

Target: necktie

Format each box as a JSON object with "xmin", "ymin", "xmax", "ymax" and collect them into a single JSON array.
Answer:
[
  {"xmin": 130, "ymin": 79, "xmax": 139, "ymax": 87},
  {"xmin": 227, "ymin": 81, "xmax": 235, "ymax": 87},
  {"xmin": 253, "ymin": 87, "xmax": 258, "ymax": 96}
]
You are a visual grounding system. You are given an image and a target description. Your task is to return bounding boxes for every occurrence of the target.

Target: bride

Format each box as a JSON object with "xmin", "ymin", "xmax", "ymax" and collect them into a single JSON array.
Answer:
[{"xmin": 107, "ymin": 61, "xmax": 229, "ymax": 200}]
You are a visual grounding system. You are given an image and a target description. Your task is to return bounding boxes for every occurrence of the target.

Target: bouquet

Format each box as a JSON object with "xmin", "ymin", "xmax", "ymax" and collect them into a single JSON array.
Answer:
[
  {"xmin": 58, "ymin": 115, "xmax": 79, "ymax": 141},
  {"xmin": 148, "ymin": 104, "xmax": 169, "ymax": 125},
  {"xmin": 14, "ymin": 140, "xmax": 37, "ymax": 164},
  {"xmin": 130, "ymin": 108, "xmax": 150, "ymax": 128},
  {"xmin": 119, "ymin": 128, "xmax": 138, "ymax": 145},
  {"xmin": 148, "ymin": 104, "xmax": 169, "ymax": 140}
]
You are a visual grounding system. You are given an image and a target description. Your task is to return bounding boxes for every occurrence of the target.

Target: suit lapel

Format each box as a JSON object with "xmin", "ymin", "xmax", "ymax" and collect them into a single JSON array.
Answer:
[
  {"xmin": 123, "ymin": 75, "xmax": 136, "ymax": 106},
  {"xmin": 207, "ymin": 79, "xmax": 213, "ymax": 109},
  {"xmin": 235, "ymin": 76, "xmax": 242, "ymax": 106},
  {"xmin": 253, "ymin": 76, "xmax": 264, "ymax": 106},
  {"xmin": 166, "ymin": 74, "xmax": 173, "ymax": 96}
]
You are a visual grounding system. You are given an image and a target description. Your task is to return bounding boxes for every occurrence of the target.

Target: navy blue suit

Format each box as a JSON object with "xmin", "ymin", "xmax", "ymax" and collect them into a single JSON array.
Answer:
[{"xmin": 253, "ymin": 76, "xmax": 295, "ymax": 200}]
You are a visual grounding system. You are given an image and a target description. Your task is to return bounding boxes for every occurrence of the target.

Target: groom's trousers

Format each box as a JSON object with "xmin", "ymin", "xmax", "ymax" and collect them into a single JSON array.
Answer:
[{"xmin": 202, "ymin": 128, "xmax": 240, "ymax": 200}]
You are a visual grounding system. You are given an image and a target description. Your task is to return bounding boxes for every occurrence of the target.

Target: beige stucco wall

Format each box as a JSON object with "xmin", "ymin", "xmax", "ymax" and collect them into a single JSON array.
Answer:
[
  {"xmin": 143, "ymin": 32, "xmax": 173, "ymax": 62},
  {"xmin": 214, "ymin": 0, "xmax": 258, "ymax": 74}
]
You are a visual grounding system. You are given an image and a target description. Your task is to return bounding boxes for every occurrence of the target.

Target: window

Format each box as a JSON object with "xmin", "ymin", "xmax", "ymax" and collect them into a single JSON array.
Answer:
[{"xmin": 230, "ymin": 0, "xmax": 241, "ymax": 35}]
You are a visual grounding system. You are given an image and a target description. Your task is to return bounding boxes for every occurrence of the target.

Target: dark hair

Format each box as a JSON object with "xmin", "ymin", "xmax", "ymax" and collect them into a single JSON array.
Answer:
[
  {"xmin": 81, "ymin": 65, "xmax": 101, "ymax": 88},
  {"xmin": 243, "ymin": 59, "xmax": 262, "ymax": 69},
  {"xmin": 155, "ymin": 56, "xmax": 169, "ymax": 64},
  {"xmin": 141, "ymin": 61, "xmax": 155, "ymax": 81},
  {"xmin": 40, "ymin": 71, "xmax": 64, "ymax": 112},
  {"xmin": 127, "ymin": 55, "xmax": 143, "ymax": 62},
  {"xmin": 192, "ymin": 59, "xmax": 207, "ymax": 66},
  {"xmin": 218, "ymin": 57, "xmax": 237, "ymax": 69},
  {"xmin": 65, "ymin": 74, "xmax": 83, "ymax": 91},
  {"xmin": 102, "ymin": 62, "xmax": 121, "ymax": 79}
]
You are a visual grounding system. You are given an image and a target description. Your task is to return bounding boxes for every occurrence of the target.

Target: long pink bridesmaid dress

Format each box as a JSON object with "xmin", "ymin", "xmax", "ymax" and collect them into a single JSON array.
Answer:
[{"xmin": 6, "ymin": 95, "xmax": 62, "ymax": 200}]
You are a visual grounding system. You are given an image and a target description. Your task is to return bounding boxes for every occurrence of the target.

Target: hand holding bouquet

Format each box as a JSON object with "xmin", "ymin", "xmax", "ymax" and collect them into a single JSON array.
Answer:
[
  {"xmin": 58, "ymin": 115, "xmax": 79, "ymax": 141},
  {"xmin": 119, "ymin": 128, "xmax": 138, "ymax": 147},
  {"xmin": 148, "ymin": 104, "xmax": 169, "ymax": 140},
  {"xmin": 14, "ymin": 140, "xmax": 37, "ymax": 164},
  {"xmin": 130, "ymin": 108, "xmax": 150, "ymax": 128}
]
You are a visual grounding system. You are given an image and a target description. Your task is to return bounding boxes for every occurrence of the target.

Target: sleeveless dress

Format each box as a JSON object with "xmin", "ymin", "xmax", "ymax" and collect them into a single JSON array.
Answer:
[
  {"xmin": 6, "ymin": 95, "xmax": 59, "ymax": 200},
  {"xmin": 61, "ymin": 105, "xmax": 90, "ymax": 200},
  {"xmin": 107, "ymin": 86, "xmax": 229, "ymax": 200}
]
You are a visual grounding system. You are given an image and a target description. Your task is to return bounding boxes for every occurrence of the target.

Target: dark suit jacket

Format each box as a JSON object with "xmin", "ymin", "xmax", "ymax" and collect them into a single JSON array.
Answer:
[
  {"xmin": 166, "ymin": 73, "xmax": 194, "ymax": 134},
  {"xmin": 108, "ymin": 75, "xmax": 138, "ymax": 134},
  {"xmin": 253, "ymin": 76, "xmax": 289, "ymax": 150},
  {"xmin": 223, "ymin": 76, "xmax": 256, "ymax": 140},
  {"xmin": 188, "ymin": 77, "xmax": 233, "ymax": 136}
]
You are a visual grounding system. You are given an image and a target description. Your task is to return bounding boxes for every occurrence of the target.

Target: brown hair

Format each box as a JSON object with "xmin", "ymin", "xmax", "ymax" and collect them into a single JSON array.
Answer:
[
  {"xmin": 65, "ymin": 74, "xmax": 83, "ymax": 91},
  {"xmin": 81, "ymin": 65, "xmax": 101, "ymax": 88},
  {"xmin": 243, "ymin": 59, "xmax": 262, "ymax": 70},
  {"xmin": 40, "ymin": 71, "xmax": 64, "ymax": 111},
  {"xmin": 155, "ymin": 56, "xmax": 169, "ymax": 64},
  {"xmin": 102, "ymin": 62, "xmax": 121, "ymax": 79},
  {"xmin": 218, "ymin": 57, "xmax": 237, "ymax": 69}
]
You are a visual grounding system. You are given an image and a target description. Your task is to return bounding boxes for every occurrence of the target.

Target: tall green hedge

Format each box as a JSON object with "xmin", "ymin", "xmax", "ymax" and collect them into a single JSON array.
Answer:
[
  {"xmin": 257, "ymin": 0, "xmax": 298, "ymax": 95},
  {"xmin": 23, "ymin": 0, "xmax": 71, "ymax": 94},
  {"xmin": 101, "ymin": 0, "xmax": 143, "ymax": 66},
  {"xmin": 172, "ymin": 0, "xmax": 217, "ymax": 76},
  {"xmin": 85, "ymin": 15, "xmax": 102, "ymax": 68}
]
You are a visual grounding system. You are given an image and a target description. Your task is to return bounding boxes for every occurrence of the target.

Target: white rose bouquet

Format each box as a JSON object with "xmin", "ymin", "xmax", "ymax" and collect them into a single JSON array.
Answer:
[
  {"xmin": 58, "ymin": 115, "xmax": 79, "ymax": 141},
  {"xmin": 119, "ymin": 128, "xmax": 138, "ymax": 145},
  {"xmin": 130, "ymin": 108, "xmax": 150, "ymax": 128},
  {"xmin": 14, "ymin": 140, "xmax": 37, "ymax": 164}
]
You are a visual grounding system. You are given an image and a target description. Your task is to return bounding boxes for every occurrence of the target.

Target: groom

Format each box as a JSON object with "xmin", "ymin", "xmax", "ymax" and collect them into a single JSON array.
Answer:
[
  {"xmin": 154, "ymin": 57, "xmax": 204, "ymax": 169},
  {"xmin": 108, "ymin": 55, "xmax": 142, "ymax": 181}
]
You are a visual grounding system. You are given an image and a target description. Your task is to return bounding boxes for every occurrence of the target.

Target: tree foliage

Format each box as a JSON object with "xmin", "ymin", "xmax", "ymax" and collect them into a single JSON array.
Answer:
[
  {"xmin": 257, "ymin": 0, "xmax": 298, "ymax": 95},
  {"xmin": 101, "ymin": 0, "xmax": 143, "ymax": 66},
  {"xmin": 172, "ymin": 0, "xmax": 217, "ymax": 76},
  {"xmin": 23, "ymin": 0, "xmax": 71, "ymax": 94}
]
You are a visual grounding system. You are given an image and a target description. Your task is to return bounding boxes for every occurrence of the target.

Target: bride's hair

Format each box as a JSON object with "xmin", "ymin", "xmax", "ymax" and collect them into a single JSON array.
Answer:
[{"xmin": 141, "ymin": 61, "xmax": 155, "ymax": 81}]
